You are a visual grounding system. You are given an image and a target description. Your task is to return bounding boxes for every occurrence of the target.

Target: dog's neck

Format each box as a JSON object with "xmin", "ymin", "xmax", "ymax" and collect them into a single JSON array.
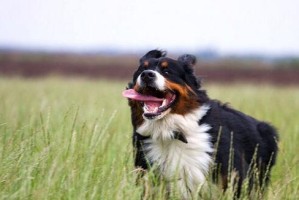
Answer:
[
  {"xmin": 136, "ymin": 104, "xmax": 213, "ymax": 198},
  {"xmin": 136, "ymin": 104, "xmax": 210, "ymax": 142}
]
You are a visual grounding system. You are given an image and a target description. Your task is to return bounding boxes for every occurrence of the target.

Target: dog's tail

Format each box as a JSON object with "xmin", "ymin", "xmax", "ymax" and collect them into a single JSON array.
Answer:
[
  {"xmin": 258, "ymin": 122, "xmax": 279, "ymax": 165},
  {"xmin": 257, "ymin": 122, "xmax": 279, "ymax": 185}
]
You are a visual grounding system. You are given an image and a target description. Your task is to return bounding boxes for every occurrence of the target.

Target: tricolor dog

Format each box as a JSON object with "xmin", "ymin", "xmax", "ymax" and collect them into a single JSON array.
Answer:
[{"xmin": 122, "ymin": 50, "xmax": 278, "ymax": 198}]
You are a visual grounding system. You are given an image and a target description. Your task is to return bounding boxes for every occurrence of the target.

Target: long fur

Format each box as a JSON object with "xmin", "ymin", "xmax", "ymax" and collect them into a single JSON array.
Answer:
[{"xmin": 126, "ymin": 50, "xmax": 278, "ymax": 198}]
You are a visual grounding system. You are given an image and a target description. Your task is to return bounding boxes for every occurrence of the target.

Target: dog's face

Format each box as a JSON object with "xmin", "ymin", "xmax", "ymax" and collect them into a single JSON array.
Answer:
[{"xmin": 123, "ymin": 50, "xmax": 202, "ymax": 122}]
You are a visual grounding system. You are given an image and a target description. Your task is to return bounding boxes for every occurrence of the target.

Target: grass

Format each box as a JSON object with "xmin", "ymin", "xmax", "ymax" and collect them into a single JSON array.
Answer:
[{"xmin": 0, "ymin": 77, "xmax": 298, "ymax": 199}]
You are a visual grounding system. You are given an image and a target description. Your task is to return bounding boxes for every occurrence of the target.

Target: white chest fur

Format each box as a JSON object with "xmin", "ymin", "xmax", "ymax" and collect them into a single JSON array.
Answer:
[{"xmin": 136, "ymin": 105, "xmax": 213, "ymax": 196}]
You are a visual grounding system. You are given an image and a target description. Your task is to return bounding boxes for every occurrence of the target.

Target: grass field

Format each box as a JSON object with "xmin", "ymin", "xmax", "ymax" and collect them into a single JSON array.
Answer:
[{"xmin": 0, "ymin": 77, "xmax": 298, "ymax": 199}]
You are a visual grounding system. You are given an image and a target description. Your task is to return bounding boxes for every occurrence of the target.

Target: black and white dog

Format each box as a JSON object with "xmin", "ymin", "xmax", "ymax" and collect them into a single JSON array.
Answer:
[{"xmin": 123, "ymin": 50, "xmax": 278, "ymax": 198}]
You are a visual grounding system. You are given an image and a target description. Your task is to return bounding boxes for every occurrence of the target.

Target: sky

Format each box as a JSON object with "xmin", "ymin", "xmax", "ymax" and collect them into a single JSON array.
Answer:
[{"xmin": 0, "ymin": 0, "xmax": 299, "ymax": 55}]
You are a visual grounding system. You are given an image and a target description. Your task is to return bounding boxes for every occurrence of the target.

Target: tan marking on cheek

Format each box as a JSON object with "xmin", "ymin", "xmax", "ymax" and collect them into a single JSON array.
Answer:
[
  {"xmin": 165, "ymin": 80, "xmax": 200, "ymax": 115},
  {"xmin": 128, "ymin": 100, "xmax": 144, "ymax": 126},
  {"xmin": 129, "ymin": 84, "xmax": 144, "ymax": 126},
  {"xmin": 133, "ymin": 84, "xmax": 140, "ymax": 91},
  {"xmin": 134, "ymin": 84, "xmax": 143, "ymax": 94},
  {"xmin": 165, "ymin": 81, "xmax": 188, "ymax": 98}
]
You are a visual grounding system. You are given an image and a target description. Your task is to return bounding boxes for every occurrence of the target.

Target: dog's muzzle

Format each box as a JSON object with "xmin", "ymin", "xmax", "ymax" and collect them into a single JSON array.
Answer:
[
  {"xmin": 137, "ymin": 70, "xmax": 165, "ymax": 91},
  {"xmin": 140, "ymin": 70, "xmax": 156, "ymax": 85}
]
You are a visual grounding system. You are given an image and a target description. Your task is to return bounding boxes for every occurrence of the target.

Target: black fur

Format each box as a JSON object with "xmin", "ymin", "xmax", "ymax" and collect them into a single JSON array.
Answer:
[
  {"xmin": 201, "ymin": 100, "xmax": 278, "ymax": 196},
  {"xmin": 127, "ymin": 50, "xmax": 278, "ymax": 197}
]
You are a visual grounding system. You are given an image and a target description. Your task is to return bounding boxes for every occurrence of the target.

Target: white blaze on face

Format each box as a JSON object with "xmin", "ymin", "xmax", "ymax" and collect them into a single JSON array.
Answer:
[{"xmin": 137, "ymin": 70, "xmax": 166, "ymax": 90}]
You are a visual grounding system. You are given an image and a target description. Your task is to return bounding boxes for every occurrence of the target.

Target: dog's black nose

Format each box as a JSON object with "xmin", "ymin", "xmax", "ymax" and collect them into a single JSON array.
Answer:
[{"xmin": 141, "ymin": 70, "xmax": 156, "ymax": 83}]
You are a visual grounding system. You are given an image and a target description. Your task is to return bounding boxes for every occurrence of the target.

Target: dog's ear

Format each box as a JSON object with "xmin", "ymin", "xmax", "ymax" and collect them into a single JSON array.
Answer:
[
  {"xmin": 178, "ymin": 54, "xmax": 197, "ymax": 67},
  {"xmin": 178, "ymin": 54, "xmax": 202, "ymax": 89},
  {"xmin": 178, "ymin": 54, "xmax": 197, "ymax": 75},
  {"xmin": 139, "ymin": 50, "xmax": 167, "ymax": 63}
]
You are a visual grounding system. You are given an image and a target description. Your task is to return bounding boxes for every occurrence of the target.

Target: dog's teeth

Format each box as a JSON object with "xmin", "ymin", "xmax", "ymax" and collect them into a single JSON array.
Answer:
[
  {"xmin": 161, "ymin": 99, "xmax": 167, "ymax": 108},
  {"xmin": 143, "ymin": 104, "xmax": 149, "ymax": 112}
]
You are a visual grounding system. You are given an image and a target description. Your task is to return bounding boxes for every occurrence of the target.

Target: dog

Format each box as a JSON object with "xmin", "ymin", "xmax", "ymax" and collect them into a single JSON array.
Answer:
[{"xmin": 123, "ymin": 50, "xmax": 278, "ymax": 199}]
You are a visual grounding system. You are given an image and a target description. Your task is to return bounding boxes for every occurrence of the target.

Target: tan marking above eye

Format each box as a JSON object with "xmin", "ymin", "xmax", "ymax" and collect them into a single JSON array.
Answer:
[
  {"xmin": 161, "ymin": 61, "xmax": 168, "ymax": 68},
  {"xmin": 143, "ymin": 61, "xmax": 149, "ymax": 67}
]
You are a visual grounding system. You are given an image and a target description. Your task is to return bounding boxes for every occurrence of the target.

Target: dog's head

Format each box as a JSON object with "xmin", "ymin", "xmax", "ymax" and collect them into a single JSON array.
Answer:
[{"xmin": 123, "ymin": 50, "xmax": 208, "ymax": 122}]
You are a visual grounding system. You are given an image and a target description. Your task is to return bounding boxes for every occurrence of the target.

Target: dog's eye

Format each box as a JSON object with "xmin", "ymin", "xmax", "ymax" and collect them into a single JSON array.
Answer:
[
  {"xmin": 162, "ymin": 69, "xmax": 170, "ymax": 75},
  {"xmin": 163, "ymin": 71, "xmax": 169, "ymax": 75}
]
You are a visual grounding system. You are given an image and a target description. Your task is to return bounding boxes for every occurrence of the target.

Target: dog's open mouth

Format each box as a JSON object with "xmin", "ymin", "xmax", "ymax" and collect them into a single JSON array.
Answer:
[{"xmin": 123, "ymin": 89, "xmax": 176, "ymax": 119}]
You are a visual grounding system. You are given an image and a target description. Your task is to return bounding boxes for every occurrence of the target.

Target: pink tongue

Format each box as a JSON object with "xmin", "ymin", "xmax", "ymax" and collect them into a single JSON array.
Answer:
[{"xmin": 122, "ymin": 89, "xmax": 163, "ymax": 102}]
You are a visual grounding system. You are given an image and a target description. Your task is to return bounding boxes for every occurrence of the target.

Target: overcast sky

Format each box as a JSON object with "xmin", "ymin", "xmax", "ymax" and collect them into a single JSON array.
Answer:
[{"xmin": 0, "ymin": 0, "xmax": 298, "ymax": 55}]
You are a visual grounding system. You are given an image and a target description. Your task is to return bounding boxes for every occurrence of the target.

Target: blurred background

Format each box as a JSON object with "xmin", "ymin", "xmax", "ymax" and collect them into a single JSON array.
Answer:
[
  {"xmin": 1, "ymin": 2, "xmax": 299, "ymax": 198},
  {"xmin": 0, "ymin": 0, "xmax": 299, "ymax": 84}
]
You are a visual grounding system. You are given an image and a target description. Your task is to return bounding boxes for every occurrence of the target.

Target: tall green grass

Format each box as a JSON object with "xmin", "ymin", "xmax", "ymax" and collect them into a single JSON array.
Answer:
[{"xmin": 0, "ymin": 77, "xmax": 298, "ymax": 199}]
